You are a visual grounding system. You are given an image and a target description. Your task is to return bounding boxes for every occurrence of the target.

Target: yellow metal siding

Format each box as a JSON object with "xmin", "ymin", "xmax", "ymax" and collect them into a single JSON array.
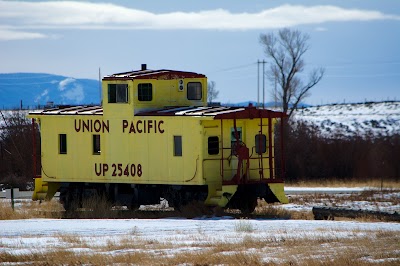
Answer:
[
  {"xmin": 102, "ymin": 78, "xmax": 207, "ymax": 116},
  {"xmin": 38, "ymin": 115, "xmax": 204, "ymax": 185}
]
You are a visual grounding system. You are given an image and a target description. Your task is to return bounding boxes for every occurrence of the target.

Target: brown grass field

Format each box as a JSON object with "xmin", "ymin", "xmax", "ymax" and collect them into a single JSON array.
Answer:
[
  {"xmin": 0, "ymin": 181, "xmax": 399, "ymax": 265},
  {"xmin": 1, "ymin": 231, "xmax": 399, "ymax": 266}
]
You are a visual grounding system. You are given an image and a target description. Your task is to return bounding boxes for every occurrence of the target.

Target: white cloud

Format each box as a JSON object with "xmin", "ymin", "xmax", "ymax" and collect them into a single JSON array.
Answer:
[
  {"xmin": 0, "ymin": 1, "xmax": 399, "ymax": 40},
  {"xmin": 0, "ymin": 28, "xmax": 48, "ymax": 41},
  {"xmin": 59, "ymin": 77, "xmax": 75, "ymax": 91},
  {"xmin": 34, "ymin": 89, "xmax": 49, "ymax": 103},
  {"xmin": 61, "ymin": 84, "xmax": 84, "ymax": 103},
  {"xmin": 315, "ymin": 27, "xmax": 328, "ymax": 32}
]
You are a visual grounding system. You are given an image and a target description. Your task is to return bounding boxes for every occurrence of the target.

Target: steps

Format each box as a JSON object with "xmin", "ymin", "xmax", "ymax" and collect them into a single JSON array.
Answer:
[
  {"xmin": 206, "ymin": 185, "xmax": 237, "ymax": 207},
  {"xmin": 32, "ymin": 178, "xmax": 48, "ymax": 200},
  {"xmin": 268, "ymin": 183, "xmax": 289, "ymax": 203},
  {"xmin": 207, "ymin": 190, "xmax": 224, "ymax": 206},
  {"xmin": 32, "ymin": 178, "xmax": 60, "ymax": 201}
]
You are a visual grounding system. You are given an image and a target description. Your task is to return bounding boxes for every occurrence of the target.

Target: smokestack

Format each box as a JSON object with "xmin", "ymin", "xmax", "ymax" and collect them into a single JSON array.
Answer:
[{"xmin": 141, "ymin": 64, "xmax": 147, "ymax": 70}]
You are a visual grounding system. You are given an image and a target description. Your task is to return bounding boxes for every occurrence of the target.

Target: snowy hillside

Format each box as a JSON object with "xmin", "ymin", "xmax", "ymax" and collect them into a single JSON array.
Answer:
[
  {"xmin": 292, "ymin": 101, "xmax": 400, "ymax": 138},
  {"xmin": 0, "ymin": 73, "xmax": 100, "ymax": 109}
]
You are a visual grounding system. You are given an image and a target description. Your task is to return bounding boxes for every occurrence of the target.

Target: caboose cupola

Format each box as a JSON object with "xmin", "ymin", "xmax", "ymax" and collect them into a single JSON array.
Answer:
[{"xmin": 102, "ymin": 65, "xmax": 207, "ymax": 116}]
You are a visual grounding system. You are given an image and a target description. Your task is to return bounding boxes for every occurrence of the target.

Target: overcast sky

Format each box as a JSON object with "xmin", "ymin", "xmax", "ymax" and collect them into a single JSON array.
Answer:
[{"xmin": 1, "ymin": 0, "xmax": 399, "ymax": 105}]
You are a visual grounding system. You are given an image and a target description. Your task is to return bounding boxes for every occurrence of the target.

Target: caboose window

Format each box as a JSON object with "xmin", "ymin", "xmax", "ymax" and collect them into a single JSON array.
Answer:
[
  {"xmin": 108, "ymin": 84, "xmax": 128, "ymax": 103},
  {"xmin": 187, "ymin": 82, "xmax": 202, "ymax": 100},
  {"xmin": 255, "ymin": 134, "xmax": 267, "ymax": 154},
  {"xmin": 93, "ymin": 134, "xmax": 100, "ymax": 155},
  {"xmin": 138, "ymin": 83, "xmax": 153, "ymax": 101},
  {"xmin": 208, "ymin": 136, "xmax": 219, "ymax": 155},
  {"xmin": 59, "ymin": 134, "xmax": 67, "ymax": 154},
  {"xmin": 174, "ymin": 136, "xmax": 182, "ymax": 156}
]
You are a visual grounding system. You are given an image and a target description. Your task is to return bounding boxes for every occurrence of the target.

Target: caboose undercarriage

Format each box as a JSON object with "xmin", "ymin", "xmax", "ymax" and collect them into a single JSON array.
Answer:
[
  {"xmin": 34, "ymin": 179, "xmax": 286, "ymax": 214},
  {"xmin": 59, "ymin": 182, "xmax": 209, "ymax": 211}
]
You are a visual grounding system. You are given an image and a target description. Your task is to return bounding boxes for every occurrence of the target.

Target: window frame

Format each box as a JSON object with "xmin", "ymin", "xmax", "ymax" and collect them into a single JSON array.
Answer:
[
  {"xmin": 255, "ymin": 134, "xmax": 267, "ymax": 154},
  {"xmin": 187, "ymin": 82, "xmax": 202, "ymax": 100},
  {"xmin": 108, "ymin": 84, "xmax": 128, "ymax": 103},
  {"xmin": 59, "ymin": 134, "xmax": 67, "ymax": 154},
  {"xmin": 93, "ymin": 134, "xmax": 101, "ymax": 155},
  {"xmin": 138, "ymin": 83, "xmax": 153, "ymax": 101},
  {"xmin": 207, "ymin": 136, "xmax": 219, "ymax": 155},
  {"xmin": 173, "ymin": 136, "xmax": 182, "ymax": 156}
]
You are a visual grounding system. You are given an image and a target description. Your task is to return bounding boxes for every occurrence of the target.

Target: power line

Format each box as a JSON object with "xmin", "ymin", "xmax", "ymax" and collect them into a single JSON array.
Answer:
[{"xmin": 211, "ymin": 62, "xmax": 256, "ymax": 73}]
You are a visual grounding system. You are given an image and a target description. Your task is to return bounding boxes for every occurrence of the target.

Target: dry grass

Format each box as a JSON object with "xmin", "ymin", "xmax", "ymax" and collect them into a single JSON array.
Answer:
[
  {"xmin": 0, "ymin": 199, "xmax": 63, "ymax": 220},
  {"xmin": 1, "ymin": 228, "xmax": 399, "ymax": 265},
  {"xmin": 77, "ymin": 194, "xmax": 115, "ymax": 219},
  {"xmin": 286, "ymin": 178, "xmax": 400, "ymax": 189},
  {"xmin": 234, "ymin": 219, "xmax": 255, "ymax": 232},
  {"xmin": 289, "ymin": 189, "xmax": 399, "ymax": 208},
  {"xmin": 287, "ymin": 187, "xmax": 400, "ymax": 222},
  {"xmin": 1, "ymin": 182, "xmax": 398, "ymax": 265},
  {"xmin": 255, "ymin": 199, "xmax": 292, "ymax": 219}
]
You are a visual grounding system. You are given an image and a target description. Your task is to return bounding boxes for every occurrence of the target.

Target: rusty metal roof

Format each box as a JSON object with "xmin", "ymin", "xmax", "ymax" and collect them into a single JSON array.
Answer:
[
  {"xmin": 103, "ymin": 69, "xmax": 206, "ymax": 80},
  {"xmin": 29, "ymin": 105, "xmax": 103, "ymax": 115},
  {"xmin": 29, "ymin": 105, "xmax": 286, "ymax": 119},
  {"xmin": 138, "ymin": 106, "xmax": 287, "ymax": 119}
]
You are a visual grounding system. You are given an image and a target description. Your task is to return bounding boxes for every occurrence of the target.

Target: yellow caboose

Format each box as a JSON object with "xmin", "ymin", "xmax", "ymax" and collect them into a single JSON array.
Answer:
[{"xmin": 29, "ymin": 64, "xmax": 288, "ymax": 213}]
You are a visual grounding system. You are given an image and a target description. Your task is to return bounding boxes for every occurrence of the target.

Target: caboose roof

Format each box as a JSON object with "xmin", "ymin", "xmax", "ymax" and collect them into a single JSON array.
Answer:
[
  {"xmin": 29, "ymin": 105, "xmax": 103, "ymax": 115},
  {"xmin": 29, "ymin": 105, "xmax": 286, "ymax": 119},
  {"xmin": 138, "ymin": 106, "xmax": 287, "ymax": 119},
  {"xmin": 103, "ymin": 69, "xmax": 206, "ymax": 81}
]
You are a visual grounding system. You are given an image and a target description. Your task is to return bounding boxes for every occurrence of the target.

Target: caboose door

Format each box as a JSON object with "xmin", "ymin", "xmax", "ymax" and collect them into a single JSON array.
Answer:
[
  {"xmin": 202, "ymin": 123, "xmax": 222, "ymax": 183},
  {"xmin": 230, "ymin": 126, "xmax": 242, "ymax": 177}
]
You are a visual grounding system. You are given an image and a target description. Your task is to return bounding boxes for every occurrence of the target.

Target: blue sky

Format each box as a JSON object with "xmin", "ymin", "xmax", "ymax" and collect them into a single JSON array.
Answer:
[{"xmin": 1, "ymin": 0, "xmax": 399, "ymax": 105}]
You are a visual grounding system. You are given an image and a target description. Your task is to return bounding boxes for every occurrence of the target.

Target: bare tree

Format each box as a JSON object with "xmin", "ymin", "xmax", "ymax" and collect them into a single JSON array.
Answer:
[
  {"xmin": 0, "ymin": 110, "xmax": 36, "ymax": 189},
  {"xmin": 260, "ymin": 28, "xmax": 325, "ymax": 118},
  {"xmin": 207, "ymin": 81, "xmax": 219, "ymax": 105}
]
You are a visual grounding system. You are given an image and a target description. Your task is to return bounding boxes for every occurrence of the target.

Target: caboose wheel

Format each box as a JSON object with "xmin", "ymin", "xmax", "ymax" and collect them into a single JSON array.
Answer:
[
  {"xmin": 177, "ymin": 200, "xmax": 215, "ymax": 218},
  {"xmin": 239, "ymin": 197, "xmax": 258, "ymax": 215},
  {"xmin": 60, "ymin": 189, "xmax": 78, "ymax": 211},
  {"xmin": 128, "ymin": 202, "xmax": 140, "ymax": 211}
]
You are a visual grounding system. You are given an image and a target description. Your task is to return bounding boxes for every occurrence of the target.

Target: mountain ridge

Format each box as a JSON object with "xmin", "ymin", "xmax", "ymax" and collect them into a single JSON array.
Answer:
[{"xmin": 0, "ymin": 73, "xmax": 100, "ymax": 109}]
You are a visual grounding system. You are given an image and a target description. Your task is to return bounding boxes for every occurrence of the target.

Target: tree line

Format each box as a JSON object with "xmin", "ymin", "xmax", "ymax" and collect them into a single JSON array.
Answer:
[
  {"xmin": 280, "ymin": 121, "xmax": 400, "ymax": 182},
  {"xmin": 0, "ymin": 111, "xmax": 40, "ymax": 189}
]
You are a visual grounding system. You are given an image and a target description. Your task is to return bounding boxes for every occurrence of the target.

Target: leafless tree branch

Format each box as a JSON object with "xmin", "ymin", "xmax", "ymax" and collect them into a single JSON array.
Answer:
[{"xmin": 260, "ymin": 28, "xmax": 325, "ymax": 118}]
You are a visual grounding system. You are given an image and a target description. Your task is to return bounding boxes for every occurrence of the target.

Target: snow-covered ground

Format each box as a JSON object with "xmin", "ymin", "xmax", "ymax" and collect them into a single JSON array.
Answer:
[
  {"xmin": 292, "ymin": 101, "xmax": 400, "ymax": 137},
  {"xmin": 1, "ymin": 218, "xmax": 398, "ymax": 246},
  {"xmin": 0, "ymin": 218, "xmax": 399, "ymax": 264},
  {"xmin": 284, "ymin": 188, "xmax": 400, "ymax": 214},
  {"xmin": 1, "ymin": 187, "xmax": 399, "ymax": 264}
]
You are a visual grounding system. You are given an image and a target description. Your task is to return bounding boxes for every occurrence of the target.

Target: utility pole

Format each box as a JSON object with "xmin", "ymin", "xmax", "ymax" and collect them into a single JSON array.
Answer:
[
  {"xmin": 257, "ymin": 60, "xmax": 260, "ymax": 108},
  {"xmin": 257, "ymin": 60, "xmax": 266, "ymax": 108},
  {"xmin": 98, "ymin": 68, "xmax": 102, "ymax": 105},
  {"xmin": 262, "ymin": 60, "xmax": 265, "ymax": 109},
  {"xmin": 274, "ymin": 76, "xmax": 277, "ymax": 108}
]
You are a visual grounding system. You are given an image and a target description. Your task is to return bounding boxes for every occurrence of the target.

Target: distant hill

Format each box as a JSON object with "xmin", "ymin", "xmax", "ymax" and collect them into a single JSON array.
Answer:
[
  {"xmin": 292, "ymin": 101, "xmax": 400, "ymax": 138},
  {"xmin": 0, "ymin": 73, "xmax": 100, "ymax": 109}
]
